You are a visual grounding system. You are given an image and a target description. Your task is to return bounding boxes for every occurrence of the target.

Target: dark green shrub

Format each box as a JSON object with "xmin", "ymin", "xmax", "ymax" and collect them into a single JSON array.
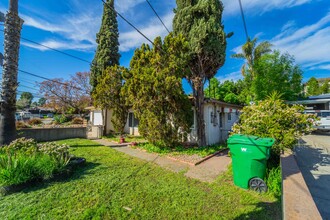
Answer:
[{"xmin": 54, "ymin": 115, "xmax": 72, "ymax": 124}]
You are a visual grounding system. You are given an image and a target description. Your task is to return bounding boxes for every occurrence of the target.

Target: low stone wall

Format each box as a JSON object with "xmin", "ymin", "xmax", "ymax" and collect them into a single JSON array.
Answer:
[
  {"xmin": 19, "ymin": 127, "xmax": 87, "ymax": 142},
  {"xmin": 281, "ymin": 152, "xmax": 321, "ymax": 220}
]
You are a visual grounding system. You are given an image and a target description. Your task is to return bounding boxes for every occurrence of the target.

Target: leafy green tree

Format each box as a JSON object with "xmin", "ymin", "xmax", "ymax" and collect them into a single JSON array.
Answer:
[
  {"xmin": 38, "ymin": 97, "xmax": 46, "ymax": 106},
  {"xmin": 93, "ymin": 65, "xmax": 129, "ymax": 135},
  {"xmin": 306, "ymin": 77, "xmax": 320, "ymax": 96},
  {"xmin": 320, "ymin": 80, "xmax": 329, "ymax": 94},
  {"xmin": 19, "ymin": 92, "xmax": 33, "ymax": 107},
  {"xmin": 173, "ymin": 0, "xmax": 227, "ymax": 146},
  {"xmin": 124, "ymin": 34, "xmax": 192, "ymax": 147},
  {"xmin": 204, "ymin": 78, "xmax": 245, "ymax": 105},
  {"xmin": 90, "ymin": 0, "xmax": 120, "ymax": 92},
  {"xmin": 252, "ymin": 51, "xmax": 303, "ymax": 101},
  {"xmin": 231, "ymin": 37, "xmax": 272, "ymax": 79},
  {"xmin": 232, "ymin": 92, "xmax": 318, "ymax": 156},
  {"xmin": 205, "ymin": 78, "xmax": 221, "ymax": 100}
]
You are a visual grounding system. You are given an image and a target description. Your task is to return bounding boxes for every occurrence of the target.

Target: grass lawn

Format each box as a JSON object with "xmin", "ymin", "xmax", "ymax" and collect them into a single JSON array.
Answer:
[
  {"xmin": 134, "ymin": 142, "xmax": 227, "ymax": 158},
  {"xmin": 0, "ymin": 139, "xmax": 281, "ymax": 219}
]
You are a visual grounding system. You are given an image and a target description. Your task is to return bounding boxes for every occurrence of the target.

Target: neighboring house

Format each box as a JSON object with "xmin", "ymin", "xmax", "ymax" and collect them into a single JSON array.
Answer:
[
  {"xmin": 87, "ymin": 98, "xmax": 242, "ymax": 145},
  {"xmin": 289, "ymin": 93, "xmax": 330, "ymax": 131},
  {"xmin": 291, "ymin": 93, "xmax": 330, "ymax": 110}
]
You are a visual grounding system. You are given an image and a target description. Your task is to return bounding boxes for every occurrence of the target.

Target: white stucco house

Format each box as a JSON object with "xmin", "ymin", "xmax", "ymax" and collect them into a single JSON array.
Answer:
[{"xmin": 87, "ymin": 98, "xmax": 242, "ymax": 145}]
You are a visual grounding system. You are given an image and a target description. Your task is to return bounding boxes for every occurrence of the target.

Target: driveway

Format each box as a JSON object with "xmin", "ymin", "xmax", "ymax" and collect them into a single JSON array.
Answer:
[{"xmin": 295, "ymin": 134, "xmax": 330, "ymax": 219}]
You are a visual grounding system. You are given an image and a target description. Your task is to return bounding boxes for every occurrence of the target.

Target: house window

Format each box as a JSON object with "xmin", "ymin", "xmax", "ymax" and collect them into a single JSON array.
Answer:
[
  {"xmin": 228, "ymin": 113, "xmax": 232, "ymax": 121},
  {"xmin": 219, "ymin": 112, "xmax": 222, "ymax": 128},
  {"xmin": 210, "ymin": 112, "xmax": 214, "ymax": 124},
  {"xmin": 129, "ymin": 112, "xmax": 139, "ymax": 127}
]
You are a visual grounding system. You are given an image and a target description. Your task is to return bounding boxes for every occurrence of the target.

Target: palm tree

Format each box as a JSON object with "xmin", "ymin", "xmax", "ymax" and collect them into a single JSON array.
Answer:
[
  {"xmin": 0, "ymin": 0, "xmax": 23, "ymax": 145},
  {"xmin": 232, "ymin": 37, "xmax": 272, "ymax": 79}
]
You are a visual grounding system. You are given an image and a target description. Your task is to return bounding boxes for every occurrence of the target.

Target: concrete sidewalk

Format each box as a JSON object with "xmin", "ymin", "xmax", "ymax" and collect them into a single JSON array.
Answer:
[
  {"xmin": 295, "ymin": 134, "xmax": 330, "ymax": 219},
  {"xmin": 93, "ymin": 139, "xmax": 231, "ymax": 182}
]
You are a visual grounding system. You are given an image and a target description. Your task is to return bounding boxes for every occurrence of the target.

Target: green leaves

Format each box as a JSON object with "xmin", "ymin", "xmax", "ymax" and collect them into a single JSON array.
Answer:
[
  {"xmin": 90, "ymin": 0, "xmax": 120, "ymax": 91},
  {"xmin": 252, "ymin": 51, "xmax": 303, "ymax": 101},
  {"xmin": 124, "ymin": 34, "xmax": 192, "ymax": 147},
  {"xmin": 232, "ymin": 97, "xmax": 318, "ymax": 155},
  {"xmin": 93, "ymin": 65, "xmax": 129, "ymax": 134}
]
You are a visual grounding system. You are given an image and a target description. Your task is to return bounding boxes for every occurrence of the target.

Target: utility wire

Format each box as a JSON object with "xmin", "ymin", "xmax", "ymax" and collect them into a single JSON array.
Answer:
[
  {"xmin": 238, "ymin": 0, "xmax": 249, "ymax": 41},
  {"xmin": 18, "ymin": 69, "xmax": 84, "ymax": 91},
  {"xmin": 101, "ymin": 0, "xmax": 156, "ymax": 48},
  {"xmin": 0, "ymin": 29, "xmax": 92, "ymax": 65},
  {"xmin": 145, "ymin": 0, "xmax": 170, "ymax": 34},
  {"xmin": 19, "ymin": 85, "xmax": 39, "ymax": 91}
]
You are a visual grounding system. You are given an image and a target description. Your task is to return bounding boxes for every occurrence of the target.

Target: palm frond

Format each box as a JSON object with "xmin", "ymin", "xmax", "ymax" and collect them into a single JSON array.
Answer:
[{"xmin": 231, "ymin": 53, "xmax": 245, "ymax": 59}]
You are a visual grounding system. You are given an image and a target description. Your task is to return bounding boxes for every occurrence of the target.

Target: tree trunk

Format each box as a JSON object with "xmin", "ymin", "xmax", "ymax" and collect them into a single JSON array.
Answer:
[
  {"xmin": 194, "ymin": 80, "xmax": 206, "ymax": 147},
  {"xmin": 0, "ymin": 0, "xmax": 23, "ymax": 145}
]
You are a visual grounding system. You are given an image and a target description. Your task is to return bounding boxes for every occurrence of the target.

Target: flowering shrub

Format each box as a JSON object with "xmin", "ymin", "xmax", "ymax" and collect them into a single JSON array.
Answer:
[
  {"xmin": 232, "ymin": 97, "xmax": 318, "ymax": 155},
  {"xmin": 37, "ymin": 142, "xmax": 70, "ymax": 166},
  {"xmin": 0, "ymin": 138, "xmax": 71, "ymax": 186}
]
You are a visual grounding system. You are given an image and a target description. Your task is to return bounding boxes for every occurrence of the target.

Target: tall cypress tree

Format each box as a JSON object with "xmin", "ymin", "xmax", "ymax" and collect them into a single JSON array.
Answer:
[
  {"xmin": 173, "ymin": 0, "xmax": 227, "ymax": 146},
  {"xmin": 90, "ymin": 0, "xmax": 120, "ymax": 92}
]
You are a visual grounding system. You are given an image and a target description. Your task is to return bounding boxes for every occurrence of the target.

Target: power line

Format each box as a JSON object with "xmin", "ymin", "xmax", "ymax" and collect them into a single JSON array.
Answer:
[
  {"xmin": 238, "ymin": 0, "xmax": 249, "ymax": 41},
  {"xmin": 18, "ymin": 69, "xmax": 85, "ymax": 91},
  {"xmin": 0, "ymin": 29, "xmax": 92, "ymax": 65},
  {"xmin": 145, "ymin": 0, "xmax": 170, "ymax": 34},
  {"xmin": 101, "ymin": 0, "xmax": 156, "ymax": 47},
  {"xmin": 19, "ymin": 84, "xmax": 39, "ymax": 91}
]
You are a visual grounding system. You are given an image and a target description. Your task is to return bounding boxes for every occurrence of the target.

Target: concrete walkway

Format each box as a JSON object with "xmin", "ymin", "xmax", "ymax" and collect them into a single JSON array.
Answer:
[
  {"xmin": 93, "ymin": 139, "xmax": 231, "ymax": 182},
  {"xmin": 295, "ymin": 134, "xmax": 330, "ymax": 219}
]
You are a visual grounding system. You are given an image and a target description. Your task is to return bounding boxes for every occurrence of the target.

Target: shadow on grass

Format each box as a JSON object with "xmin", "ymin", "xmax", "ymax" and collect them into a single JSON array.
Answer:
[
  {"xmin": 234, "ymin": 201, "xmax": 281, "ymax": 220},
  {"xmin": 15, "ymin": 161, "xmax": 101, "ymax": 195},
  {"xmin": 70, "ymin": 144, "xmax": 103, "ymax": 148}
]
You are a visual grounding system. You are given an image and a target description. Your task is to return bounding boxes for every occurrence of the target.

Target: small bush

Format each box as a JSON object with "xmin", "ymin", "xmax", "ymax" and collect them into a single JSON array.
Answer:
[
  {"xmin": 232, "ymin": 96, "xmax": 318, "ymax": 156},
  {"xmin": 71, "ymin": 117, "xmax": 84, "ymax": 125},
  {"xmin": 265, "ymin": 166, "xmax": 282, "ymax": 198},
  {"xmin": 54, "ymin": 115, "xmax": 72, "ymax": 124},
  {"xmin": 0, "ymin": 138, "xmax": 71, "ymax": 186},
  {"xmin": 27, "ymin": 118, "xmax": 43, "ymax": 126},
  {"xmin": 15, "ymin": 121, "xmax": 30, "ymax": 129}
]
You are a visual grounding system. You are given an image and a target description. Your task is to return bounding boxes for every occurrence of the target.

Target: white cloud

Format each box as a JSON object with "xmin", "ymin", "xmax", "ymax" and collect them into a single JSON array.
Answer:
[
  {"xmin": 20, "ymin": 1, "xmax": 102, "ymax": 52},
  {"xmin": 21, "ymin": 40, "xmax": 95, "ymax": 52},
  {"xmin": 222, "ymin": 0, "xmax": 311, "ymax": 15},
  {"xmin": 216, "ymin": 71, "xmax": 242, "ymax": 82},
  {"xmin": 119, "ymin": 12, "xmax": 174, "ymax": 52},
  {"xmin": 114, "ymin": 0, "xmax": 145, "ymax": 13},
  {"xmin": 308, "ymin": 64, "xmax": 330, "ymax": 71},
  {"xmin": 271, "ymin": 12, "xmax": 330, "ymax": 69},
  {"xmin": 22, "ymin": 16, "xmax": 66, "ymax": 33}
]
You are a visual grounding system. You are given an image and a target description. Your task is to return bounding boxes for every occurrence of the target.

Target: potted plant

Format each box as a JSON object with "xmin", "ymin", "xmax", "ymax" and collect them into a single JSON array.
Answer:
[{"xmin": 119, "ymin": 135, "xmax": 125, "ymax": 144}]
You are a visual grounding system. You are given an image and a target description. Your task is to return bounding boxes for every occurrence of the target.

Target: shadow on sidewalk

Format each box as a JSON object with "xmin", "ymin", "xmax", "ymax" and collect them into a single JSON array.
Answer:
[{"xmin": 295, "ymin": 139, "xmax": 330, "ymax": 219}]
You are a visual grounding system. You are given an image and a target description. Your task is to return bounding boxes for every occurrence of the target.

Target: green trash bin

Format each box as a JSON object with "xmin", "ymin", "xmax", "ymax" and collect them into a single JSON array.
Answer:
[{"xmin": 227, "ymin": 134, "xmax": 275, "ymax": 192}]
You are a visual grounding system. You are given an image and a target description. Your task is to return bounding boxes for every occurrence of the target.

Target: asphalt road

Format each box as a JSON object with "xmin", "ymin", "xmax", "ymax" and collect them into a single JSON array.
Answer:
[{"xmin": 295, "ymin": 134, "xmax": 330, "ymax": 219}]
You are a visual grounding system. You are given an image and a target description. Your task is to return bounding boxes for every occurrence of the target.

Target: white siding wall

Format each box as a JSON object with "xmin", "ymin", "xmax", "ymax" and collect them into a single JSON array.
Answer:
[{"xmin": 188, "ymin": 103, "xmax": 241, "ymax": 145}]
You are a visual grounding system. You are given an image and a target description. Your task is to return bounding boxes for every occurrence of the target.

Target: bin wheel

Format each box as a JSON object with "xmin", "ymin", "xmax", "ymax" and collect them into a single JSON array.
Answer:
[{"xmin": 249, "ymin": 178, "xmax": 267, "ymax": 193}]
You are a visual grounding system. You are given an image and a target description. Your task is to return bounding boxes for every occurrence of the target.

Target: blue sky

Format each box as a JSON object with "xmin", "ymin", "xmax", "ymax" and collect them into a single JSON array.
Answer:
[{"xmin": 0, "ymin": 0, "xmax": 329, "ymax": 96}]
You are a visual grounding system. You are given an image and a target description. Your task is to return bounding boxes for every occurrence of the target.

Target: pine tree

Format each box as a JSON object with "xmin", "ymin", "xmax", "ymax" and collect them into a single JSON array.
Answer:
[
  {"xmin": 173, "ymin": 0, "xmax": 227, "ymax": 146},
  {"xmin": 90, "ymin": 0, "xmax": 120, "ymax": 92}
]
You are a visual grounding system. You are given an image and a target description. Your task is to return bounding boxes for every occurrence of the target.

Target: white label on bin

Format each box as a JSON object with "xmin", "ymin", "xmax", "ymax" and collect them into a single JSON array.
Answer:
[{"xmin": 241, "ymin": 148, "xmax": 247, "ymax": 152}]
